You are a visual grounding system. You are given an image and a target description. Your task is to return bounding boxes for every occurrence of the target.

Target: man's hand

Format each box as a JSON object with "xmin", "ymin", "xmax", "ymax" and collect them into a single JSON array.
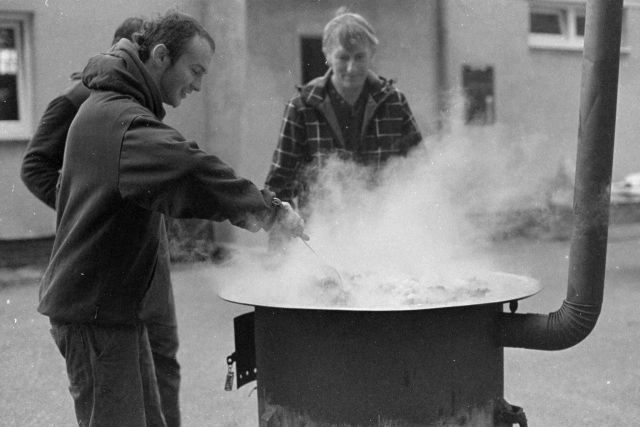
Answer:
[
  {"xmin": 275, "ymin": 200, "xmax": 309, "ymax": 240},
  {"xmin": 270, "ymin": 198, "xmax": 308, "ymax": 240}
]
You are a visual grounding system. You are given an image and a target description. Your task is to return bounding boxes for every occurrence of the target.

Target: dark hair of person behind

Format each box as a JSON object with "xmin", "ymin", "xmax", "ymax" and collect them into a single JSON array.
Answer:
[
  {"xmin": 133, "ymin": 11, "xmax": 215, "ymax": 63},
  {"xmin": 111, "ymin": 16, "xmax": 145, "ymax": 46}
]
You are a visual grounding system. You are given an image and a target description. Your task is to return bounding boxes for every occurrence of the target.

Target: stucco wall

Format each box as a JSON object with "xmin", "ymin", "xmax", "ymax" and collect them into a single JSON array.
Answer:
[
  {"xmin": 614, "ymin": 5, "xmax": 640, "ymax": 180},
  {"xmin": 444, "ymin": 0, "xmax": 640, "ymax": 183},
  {"xmin": 443, "ymin": 0, "xmax": 575, "ymax": 192},
  {"xmin": 4, "ymin": 0, "xmax": 640, "ymax": 242}
]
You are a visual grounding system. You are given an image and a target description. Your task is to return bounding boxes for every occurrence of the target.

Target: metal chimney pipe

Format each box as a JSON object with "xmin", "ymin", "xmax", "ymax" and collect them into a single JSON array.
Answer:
[{"xmin": 498, "ymin": 0, "xmax": 623, "ymax": 350}]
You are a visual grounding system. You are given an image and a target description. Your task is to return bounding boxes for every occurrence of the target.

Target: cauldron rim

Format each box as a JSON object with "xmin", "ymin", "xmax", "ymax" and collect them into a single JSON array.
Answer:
[{"xmin": 217, "ymin": 270, "xmax": 541, "ymax": 312}]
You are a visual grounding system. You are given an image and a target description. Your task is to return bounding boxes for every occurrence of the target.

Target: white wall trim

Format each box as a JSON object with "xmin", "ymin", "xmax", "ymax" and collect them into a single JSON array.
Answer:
[{"xmin": 0, "ymin": 11, "xmax": 34, "ymax": 141}]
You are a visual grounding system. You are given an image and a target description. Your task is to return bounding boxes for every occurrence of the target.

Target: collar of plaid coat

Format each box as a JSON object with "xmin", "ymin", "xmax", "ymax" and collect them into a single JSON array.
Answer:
[{"xmin": 296, "ymin": 69, "xmax": 395, "ymax": 108}]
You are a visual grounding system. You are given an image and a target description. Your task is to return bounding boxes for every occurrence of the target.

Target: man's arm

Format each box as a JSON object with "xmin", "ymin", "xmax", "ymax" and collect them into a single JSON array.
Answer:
[
  {"xmin": 21, "ymin": 80, "xmax": 89, "ymax": 209},
  {"xmin": 118, "ymin": 115, "xmax": 280, "ymax": 232}
]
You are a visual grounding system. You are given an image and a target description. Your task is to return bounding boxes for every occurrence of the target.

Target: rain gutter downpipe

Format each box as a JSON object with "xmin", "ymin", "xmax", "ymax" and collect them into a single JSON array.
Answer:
[
  {"xmin": 498, "ymin": 0, "xmax": 623, "ymax": 350},
  {"xmin": 435, "ymin": 0, "xmax": 448, "ymax": 132}
]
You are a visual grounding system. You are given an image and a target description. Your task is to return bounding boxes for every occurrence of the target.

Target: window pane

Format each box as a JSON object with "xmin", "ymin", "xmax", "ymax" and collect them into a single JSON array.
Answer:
[
  {"xmin": 530, "ymin": 12, "xmax": 562, "ymax": 34},
  {"xmin": 0, "ymin": 27, "xmax": 19, "ymax": 120},
  {"xmin": 576, "ymin": 15, "xmax": 585, "ymax": 36},
  {"xmin": 462, "ymin": 65, "xmax": 495, "ymax": 126},
  {"xmin": 300, "ymin": 36, "xmax": 327, "ymax": 84}
]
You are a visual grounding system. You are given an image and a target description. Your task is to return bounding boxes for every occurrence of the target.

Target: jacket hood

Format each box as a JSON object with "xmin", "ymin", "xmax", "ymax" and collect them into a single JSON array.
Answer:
[
  {"xmin": 298, "ymin": 69, "xmax": 395, "ymax": 108},
  {"xmin": 82, "ymin": 39, "xmax": 165, "ymax": 119}
]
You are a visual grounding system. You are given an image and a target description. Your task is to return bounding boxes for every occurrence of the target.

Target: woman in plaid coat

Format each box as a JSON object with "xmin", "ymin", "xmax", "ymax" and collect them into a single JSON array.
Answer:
[{"xmin": 265, "ymin": 9, "xmax": 423, "ymax": 211}]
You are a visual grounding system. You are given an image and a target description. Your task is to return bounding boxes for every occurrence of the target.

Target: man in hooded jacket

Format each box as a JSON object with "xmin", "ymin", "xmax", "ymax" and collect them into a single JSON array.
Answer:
[
  {"xmin": 38, "ymin": 11, "xmax": 304, "ymax": 426},
  {"xmin": 22, "ymin": 17, "xmax": 184, "ymax": 427}
]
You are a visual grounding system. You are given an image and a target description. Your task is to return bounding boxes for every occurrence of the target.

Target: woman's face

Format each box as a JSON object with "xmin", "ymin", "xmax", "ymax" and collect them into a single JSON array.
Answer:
[{"xmin": 325, "ymin": 41, "xmax": 373, "ymax": 93}]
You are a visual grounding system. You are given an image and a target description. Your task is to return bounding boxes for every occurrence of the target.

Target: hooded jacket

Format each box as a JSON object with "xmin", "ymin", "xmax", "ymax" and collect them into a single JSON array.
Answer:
[
  {"xmin": 38, "ymin": 39, "xmax": 274, "ymax": 324},
  {"xmin": 265, "ymin": 70, "xmax": 423, "ymax": 204}
]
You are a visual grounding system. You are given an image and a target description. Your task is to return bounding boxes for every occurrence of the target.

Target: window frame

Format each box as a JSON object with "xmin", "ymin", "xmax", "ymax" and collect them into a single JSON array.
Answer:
[
  {"xmin": 0, "ymin": 12, "xmax": 33, "ymax": 141},
  {"xmin": 528, "ymin": 2, "xmax": 586, "ymax": 51}
]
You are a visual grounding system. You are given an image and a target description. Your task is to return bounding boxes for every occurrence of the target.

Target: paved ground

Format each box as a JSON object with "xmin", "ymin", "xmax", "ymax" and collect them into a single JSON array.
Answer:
[
  {"xmin": 494, "ymin": 224, "xmax": 640, "ymax": 426},
  {"xmin": 1, "ymin": 224, "xmax": 640, "ymax": 426}
]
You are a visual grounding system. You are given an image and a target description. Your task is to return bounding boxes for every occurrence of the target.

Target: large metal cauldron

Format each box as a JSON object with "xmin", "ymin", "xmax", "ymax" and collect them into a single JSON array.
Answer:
[
  {"xmin": 253, "ymin": 305, "xmax": 511, "ymax": 426},
  {"xmin": 220, "ymin": 274, "xmax": 539, "ymax": 425}
]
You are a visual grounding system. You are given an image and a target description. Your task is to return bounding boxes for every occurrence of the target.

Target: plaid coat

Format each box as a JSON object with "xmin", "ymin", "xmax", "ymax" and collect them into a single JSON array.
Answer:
[{"xmin": 265, "ymin": 70, "xmax": 423, "ymax": 205}]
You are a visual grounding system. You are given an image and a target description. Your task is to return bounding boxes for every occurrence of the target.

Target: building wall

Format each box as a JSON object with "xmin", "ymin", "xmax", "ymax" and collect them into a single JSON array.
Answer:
[
  {"xmin": 444, "ymin": 0, "xmax": 640, "ymax": 183},
  {"xmin": 615, "ymin": 4, "xmax": 640, "ymax": 179},
  {"xmin": 442, "ymin": 0, "xmax": 578, "ymax": 195},
  {"xmin": 3, "ymin": 0, "xmax": 639, "ymax": 243}
]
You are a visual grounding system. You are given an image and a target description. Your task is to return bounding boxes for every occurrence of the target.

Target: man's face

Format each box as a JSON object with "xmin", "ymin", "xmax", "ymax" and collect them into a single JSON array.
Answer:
[
  {"xmin": 325, "ymin": 41, "xmax": 373, "ymax": 93},
  {"xmin": 159, "ymin": 35, "xmax": 213, "ymax": 107}
]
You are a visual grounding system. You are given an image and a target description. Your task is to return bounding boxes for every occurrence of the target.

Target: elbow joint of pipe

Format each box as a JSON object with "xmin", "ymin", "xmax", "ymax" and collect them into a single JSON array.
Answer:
[{"xmin": 498, "ymin": 299, "xmax": 601, "ymax": 350}]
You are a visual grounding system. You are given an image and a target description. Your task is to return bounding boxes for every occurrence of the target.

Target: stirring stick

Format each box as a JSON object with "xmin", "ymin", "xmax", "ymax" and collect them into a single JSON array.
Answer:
[{"xmin": 300, "ymin": 238, "xmax": 343, "ymax": 286}]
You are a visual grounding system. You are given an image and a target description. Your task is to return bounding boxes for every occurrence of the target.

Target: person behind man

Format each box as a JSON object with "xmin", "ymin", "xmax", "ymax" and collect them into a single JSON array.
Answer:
[
  {"xmin": 20, "ymin": 16, "xmax": 187, "ymax": 427},
  {"xmin": 265, "ymin": 9, "xmax": 423, "ymax": 214},
  {"xmin": 36, "ymin": 11, "xmax": 304, "ymax": 426},
  {"xmin": 21, "ymin": 16, "xmax": 142, "ymax": 207}
]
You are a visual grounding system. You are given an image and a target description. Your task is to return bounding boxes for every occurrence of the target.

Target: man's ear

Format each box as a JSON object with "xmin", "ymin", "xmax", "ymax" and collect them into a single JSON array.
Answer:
[{"xmin": 150, "ymin": 43, "xmax": 171, "ymax": 69}]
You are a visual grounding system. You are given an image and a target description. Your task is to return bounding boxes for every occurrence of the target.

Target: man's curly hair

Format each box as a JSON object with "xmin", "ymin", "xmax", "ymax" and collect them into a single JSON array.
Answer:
[{"xmin": 134, "ymin": 10, "xmax": 215, "ymax": 63}]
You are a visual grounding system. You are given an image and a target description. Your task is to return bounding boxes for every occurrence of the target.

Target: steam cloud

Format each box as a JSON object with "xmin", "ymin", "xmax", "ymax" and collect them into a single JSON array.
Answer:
[{"xmin": 215, "ymin": 113, "xmax": 560, "ymax": 309}]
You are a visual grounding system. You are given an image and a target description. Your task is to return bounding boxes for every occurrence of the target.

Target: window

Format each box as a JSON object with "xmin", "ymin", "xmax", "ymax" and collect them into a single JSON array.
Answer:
[
  {"xmin": 528, "ymin": 2, "xmax": 586, "ymax": 50},
  {"xmin": 300, "ymin": 36, "xmax": 327, "ymax": 84},
  {"xmin": 462, "ymin": 65, "xmax": 495, "ymax": 126},
  {"xmin": 0, "ymin": 13, "xmax": 32, "ymax": 140}
]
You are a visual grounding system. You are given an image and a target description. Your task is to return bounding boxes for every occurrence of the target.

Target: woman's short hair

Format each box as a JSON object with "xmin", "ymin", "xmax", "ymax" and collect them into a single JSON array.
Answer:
[
  {"xmin": 134, "ymin": 10, "xmax": 215, "ymax": 63},
  {"xmin": 322, "ymin": 8, "xmax": 379, "ymax": 54}
]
